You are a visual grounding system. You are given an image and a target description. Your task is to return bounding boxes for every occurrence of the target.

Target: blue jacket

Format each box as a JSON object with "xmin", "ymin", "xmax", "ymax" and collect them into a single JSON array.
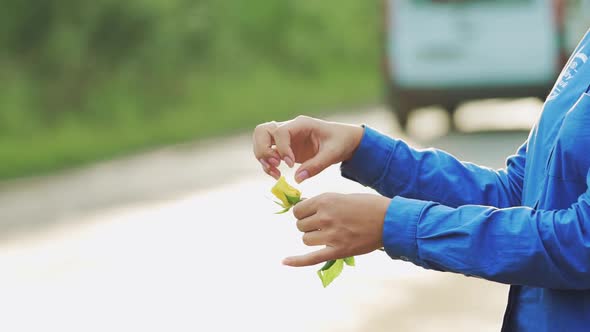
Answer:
[{"xmin": 341, "ymin": 30, "xmax": 590, "ymax": 331}]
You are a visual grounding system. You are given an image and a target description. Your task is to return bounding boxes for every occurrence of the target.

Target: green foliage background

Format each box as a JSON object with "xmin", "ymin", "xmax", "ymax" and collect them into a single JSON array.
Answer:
[{"xmin": 0, "ymin": 0, "xmax": 380, "ymax": 179}]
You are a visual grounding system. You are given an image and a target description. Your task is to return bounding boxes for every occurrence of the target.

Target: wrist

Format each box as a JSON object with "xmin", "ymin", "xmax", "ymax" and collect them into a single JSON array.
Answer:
[
  {"xmin": 343, "ymin": 124, "xmax": 365, "ymax": 161},
  {"xmin": 375, "ymin": 195, "xmax": 391, "ymax": 248}
]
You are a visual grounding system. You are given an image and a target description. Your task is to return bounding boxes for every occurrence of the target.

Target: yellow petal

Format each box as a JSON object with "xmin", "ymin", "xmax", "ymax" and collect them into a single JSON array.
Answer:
[{"xmin": 271, "ymin": 176, "xmax": 301, "ymax": 208}]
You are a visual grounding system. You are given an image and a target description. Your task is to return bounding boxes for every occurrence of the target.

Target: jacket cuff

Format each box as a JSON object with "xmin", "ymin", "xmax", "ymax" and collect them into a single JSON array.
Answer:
[
  {"xmin": 383, "ymin": 196, "xmax": 427, "ymax": 264},
  {"xmin": 340, "ymin": 126, "xmax": 397, "ymax": 187}
]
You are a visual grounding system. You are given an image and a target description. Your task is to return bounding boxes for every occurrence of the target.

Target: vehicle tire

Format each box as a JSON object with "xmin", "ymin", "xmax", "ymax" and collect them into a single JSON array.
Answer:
[
  {"xmin": 387, "ymin": 89, "xmax": 412, "ymax": 131},
  {"xmin": 443, "ymin": 102, "xmax": 460, "ymax": 132}
]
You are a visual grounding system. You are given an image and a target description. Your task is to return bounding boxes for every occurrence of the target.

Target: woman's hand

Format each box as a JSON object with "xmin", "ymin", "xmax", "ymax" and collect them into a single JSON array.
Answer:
[
  {"xmin": 252, "ymin": 116, "xmax": 364, "ymax": 183},
  {"xmin": 284, "ymin": 193, "xmax": 391, "ymax": 267}
]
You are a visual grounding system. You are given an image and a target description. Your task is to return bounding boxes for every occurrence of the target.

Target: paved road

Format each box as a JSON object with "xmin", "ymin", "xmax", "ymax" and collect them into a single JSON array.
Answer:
[{"xmin": 0, "ymin": 99, "xmax": 542, "ymax": 332}]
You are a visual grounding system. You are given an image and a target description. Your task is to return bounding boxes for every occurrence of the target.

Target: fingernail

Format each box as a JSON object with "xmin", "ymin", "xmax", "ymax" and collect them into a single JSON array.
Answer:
[
  {"xmin": 282, "ymin": 258, "xmax": 291, "ymax": 265},
  {"xmin": 295, "ymin": 170, "xmax": 309, "ymax": 183},
  {"xmin": 259, "ymin": 159, "xmax": 270, "ymax": 169},
  {"xmin": 284, "ymin": 156, "xmax": 294, "ymax": 168},
  {"xmin": 268, "ymin": 157, "xmax": 280, "ymax": 167},
  {"xmin": 270, "ymin": 169, "xmax": 280, "ymax": 179}
]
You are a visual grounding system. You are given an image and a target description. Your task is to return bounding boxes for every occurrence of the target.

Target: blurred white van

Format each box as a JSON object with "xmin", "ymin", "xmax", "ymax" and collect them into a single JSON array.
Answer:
[
  {"xmin": 565, "ymin": 0, "xmax": 590, "ymax": 51},
  {"xmin": 383, "ymin": 0, "xmax": 566, "ymax": 129}
]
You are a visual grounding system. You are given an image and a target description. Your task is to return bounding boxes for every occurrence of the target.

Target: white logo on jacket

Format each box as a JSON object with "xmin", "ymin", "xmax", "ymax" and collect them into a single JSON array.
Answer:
[{"xmin": 548, "ymin": 48, "xmax": 588, "ymax": 101}]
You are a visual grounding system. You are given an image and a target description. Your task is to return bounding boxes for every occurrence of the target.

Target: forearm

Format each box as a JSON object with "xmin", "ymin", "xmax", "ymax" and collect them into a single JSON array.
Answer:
[
  {"xmin": 341, "ymin": 126, "xmax": 525, "ymax": 208},
  {"xmin": 384, "ymin": 194, "xmax": 590, "ymax": 290}
]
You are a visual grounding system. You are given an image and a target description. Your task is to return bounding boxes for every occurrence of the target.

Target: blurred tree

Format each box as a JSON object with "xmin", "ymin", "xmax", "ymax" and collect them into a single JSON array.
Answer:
[{"xmin": 0, "ymin": 0, "xmax": 378, "ymax": 158}]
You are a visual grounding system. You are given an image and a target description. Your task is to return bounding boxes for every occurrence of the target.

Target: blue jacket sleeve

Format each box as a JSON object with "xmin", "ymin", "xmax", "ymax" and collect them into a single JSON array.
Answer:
[
  {"xmin": 341, "ymin": 126, "xmax": 526, "ymax": 208},
  {"xmin": 383, "ymin": 170, "xmax": 590, "ymax": 290}
]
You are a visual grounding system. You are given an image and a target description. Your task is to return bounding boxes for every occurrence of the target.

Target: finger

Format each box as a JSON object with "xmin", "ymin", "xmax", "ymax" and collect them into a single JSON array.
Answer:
[
  {"xmin": 295, "ymin": 149, "xmax": 334, "ymax": 183},
  {"xmin": 272, "ymin": 126, "xmax": 295, "ymax": 168},
  {"xmin": 259, "ymin": 158, "xmax": 271, "ymax": 172},
  {"xmin": 260, "ymin": 161, "xmax": 281, "ymax": 179},
  {"xmin": 292, "ymin": 197, "xmax": 318, "ymax": 220},
  {"xmin": 269, "ymin": 168, "xmax": 280, "ymax": 179},
  {"xmin": 265, "ymin": 166, "xmax": 281, "ymax": 180},
  {"xmin": 296, "ymin": 215, "xmax": 322, "ymax": 232},
  {"xmin": 301, "ymin": 231, "xmax": 326, "ymax": 246},
  {"xmin": 253, "ymin": 122, "xmax": 280, "ymax": 161},
  {"xmin": 283, "ymin": 247, "xmax": 338, "ymax": 267},
  {"xmin": 267, "ymin": 155, "xmax": 281, "ymax": 167}
]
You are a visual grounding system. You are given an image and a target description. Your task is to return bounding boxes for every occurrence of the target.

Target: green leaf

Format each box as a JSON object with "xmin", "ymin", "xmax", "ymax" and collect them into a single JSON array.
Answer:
[
  {"xmin": 317, "ymin": 259, "xmax": 344, "ymax": 288},
  {"xmin": 343, "ymin": 256, "xmax": 355, "ymax": 266},
  {"xmin": 273, "ymin": 200, "xmax": 287, "ymax": 208},
  {"xmin": 285, "ymin": 194, "xmax": 301, "ymax": 206},
  {"xmin": 320, "ymin": 259, "xmax": 336, "ymax": 271},
  {"xmin": 274, "ymin": 207, "xmax": 291, "ymax": 214},
  {"xmin": 273, "ymin": 200, "xmax": 291, "ymax": 214}
]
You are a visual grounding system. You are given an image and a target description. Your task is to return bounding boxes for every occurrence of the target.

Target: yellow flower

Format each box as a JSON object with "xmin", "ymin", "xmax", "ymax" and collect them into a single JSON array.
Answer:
[
  {"xmin": 269, "ymin": 176, "xmax": 355, "ymax": 287},
  {"xmin": 271, "ymin": 176, "xmax": 302, "ymax": 213}
]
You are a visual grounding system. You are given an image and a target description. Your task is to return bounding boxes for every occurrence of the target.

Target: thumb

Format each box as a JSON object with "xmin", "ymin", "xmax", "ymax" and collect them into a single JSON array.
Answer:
[{"xmin": 295, "ymin": 151, "xmax": 333, "ymax": 183}]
